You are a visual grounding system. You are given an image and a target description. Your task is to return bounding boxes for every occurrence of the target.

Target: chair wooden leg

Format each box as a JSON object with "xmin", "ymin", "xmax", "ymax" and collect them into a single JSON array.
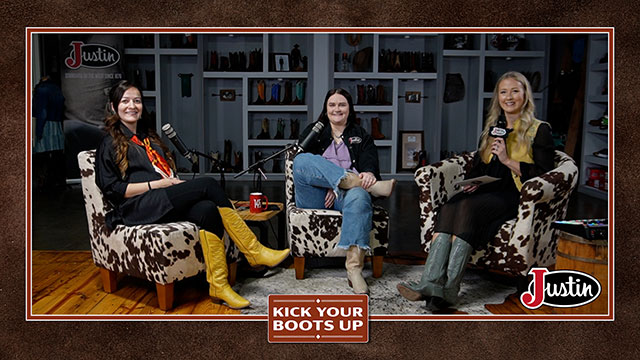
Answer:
[
  {"xmin": 99, "ymin": 267, "xmax": 117, "ymax": 293},
  {"xmin": 294, "ymin": 256, "xmax": 305, "ymax": 280},
  {"xmin": 228, "ymin": 261, "xmax": 237, "ymax": 287},
  {"xmin": 372, "ymin": 255, "xmax": 383, "ymax": 278},
  {"xmin": 156, "ymin": 282, "xmax": 175, "ymax": 311}
]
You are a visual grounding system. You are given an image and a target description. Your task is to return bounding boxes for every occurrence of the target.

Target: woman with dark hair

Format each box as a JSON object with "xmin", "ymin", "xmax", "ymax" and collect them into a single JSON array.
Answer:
[
  {"xmin": 293, "ymin": 88, "xmax": 396, "ymax": 294},
  {"xmin": 397, "ymin": 71, "xmax": 555, "ymax": 307},
  {"xmin": 95, "ymin": 80, "xmax": 289, "ymax": 309}
]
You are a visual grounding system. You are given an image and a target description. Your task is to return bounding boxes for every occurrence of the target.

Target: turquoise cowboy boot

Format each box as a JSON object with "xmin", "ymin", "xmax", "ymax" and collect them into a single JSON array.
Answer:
[
  {"xmin": 436, "ymin": 237, "xmax": 473, "ymax": 307},
  {"xmin": 397, "ymin": 233, "xmax": 451, "ymax": 301}
]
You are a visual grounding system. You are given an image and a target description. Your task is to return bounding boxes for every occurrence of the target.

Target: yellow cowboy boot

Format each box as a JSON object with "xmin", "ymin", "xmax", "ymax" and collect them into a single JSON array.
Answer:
[
  {"xmin": 218, "ymin": 207, "xmax": 290, "ymax": 267},
  {"xmin": 199, "ymin": 230, "xmax": 250, "ymax": 309}
]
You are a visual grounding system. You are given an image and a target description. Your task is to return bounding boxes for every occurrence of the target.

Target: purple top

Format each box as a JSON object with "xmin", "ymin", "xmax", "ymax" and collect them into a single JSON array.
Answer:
[{"xmin": 322, "ymin": 140, "xmax": 357, "ymax": 173}]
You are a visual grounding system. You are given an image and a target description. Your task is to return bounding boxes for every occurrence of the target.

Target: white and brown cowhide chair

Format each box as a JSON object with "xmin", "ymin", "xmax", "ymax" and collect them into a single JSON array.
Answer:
[
  {"xmin": 415, "ymin": 150, "xmax": 578, "ymax": 280},
  {"xmin": 284, "ymin": 148, "xmax": 389, "ymax": 280},
  {"xmin": 78, "ymin": 150, "xmax": 239, "ymax": 311}
]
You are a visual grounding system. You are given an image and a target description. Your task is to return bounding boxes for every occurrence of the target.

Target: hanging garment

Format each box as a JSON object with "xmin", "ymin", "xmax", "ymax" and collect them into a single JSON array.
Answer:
[
  {"xmin": 178, "ymin": 73, "xmax": 194, "ymax": 97},
  {"xmin": 443, "ymin": 73, "xmax": 465, "ymax": 103}
]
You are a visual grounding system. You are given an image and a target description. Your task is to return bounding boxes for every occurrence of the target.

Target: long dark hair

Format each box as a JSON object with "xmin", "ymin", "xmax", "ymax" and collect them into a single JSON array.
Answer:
[
  {"xmin": 104, "ymin": 80, "xmax": 175, "ymax": 178},
  {"xmin": 316, "ymin": 88, "xmax": 357, "ymax": 125}
]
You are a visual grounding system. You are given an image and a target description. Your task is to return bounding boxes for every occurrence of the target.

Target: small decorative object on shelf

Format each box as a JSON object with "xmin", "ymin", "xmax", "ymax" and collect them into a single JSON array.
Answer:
[
  {"xmin": 291, "ymin": 44, "xmax": 304, "ymax": 72},
  {"xmin": 488, "ymin": 34, "xmax": 525, "ymax": 51},
  {"xmin": 273, "ymin": 53, "xmax": 290, "ymax": 72},
  {"xmin": 400, "ymin": 131, "xmax": 424, "ymax": 171},
  {"xmin": 444, "ymin": 34, "xmax": 473, "ymax": 50}
]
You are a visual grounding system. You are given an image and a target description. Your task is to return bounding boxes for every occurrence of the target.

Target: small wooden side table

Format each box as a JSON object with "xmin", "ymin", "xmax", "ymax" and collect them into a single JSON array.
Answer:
[{"xmin": 233, "ymin": 201, "xmax": 285, "ymax": 250}]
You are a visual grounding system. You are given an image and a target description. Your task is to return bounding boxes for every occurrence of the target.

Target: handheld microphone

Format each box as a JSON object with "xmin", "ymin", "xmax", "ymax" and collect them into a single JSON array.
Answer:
[
  {"xmin": 297, "ymin": 121, "xmax": 325, "ymax": 151},
  {"xmin": 489, "ymin": 115, "xmax": 510, "ymax": 162},
  {"xmin": 161, "ymin": 123, "xmax": 197, "ymax": 164}
]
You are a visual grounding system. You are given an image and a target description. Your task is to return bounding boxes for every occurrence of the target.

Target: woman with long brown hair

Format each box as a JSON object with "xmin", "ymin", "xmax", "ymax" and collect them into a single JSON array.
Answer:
[{"xmin": 96, "ymin": 80, "xmax": 289, "ymax": 309}]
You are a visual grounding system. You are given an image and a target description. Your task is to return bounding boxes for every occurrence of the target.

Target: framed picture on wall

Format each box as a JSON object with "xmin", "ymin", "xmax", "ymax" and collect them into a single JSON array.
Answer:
[
  {"xmin": 400, "ymin": 131, "xmax": 424, "ymax": 170},
  {"xmin": 219, "ymin": 89, "xmax": 236, "ymax": 101},
  {"xmin": 405, "ymin": 91, "xmax": 421, "ymax": 103}
]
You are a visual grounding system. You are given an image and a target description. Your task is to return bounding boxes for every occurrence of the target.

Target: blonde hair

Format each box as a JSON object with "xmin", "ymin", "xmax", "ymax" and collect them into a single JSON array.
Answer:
[{"xmin": 479, "ymin": 71, "xmax": 537, "ymax": 160}]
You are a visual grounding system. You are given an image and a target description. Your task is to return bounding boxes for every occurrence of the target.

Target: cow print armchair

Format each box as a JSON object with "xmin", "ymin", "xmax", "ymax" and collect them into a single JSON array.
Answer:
[
  {"xmin": 78, "ymin": 150, "xmax": 239, "ymax": 311},
  {"xmin": 284, "ymin": 148, "xmax": 389, "ymax": 280},
  {"xmin": 415, "ymin": 150, "xmax": 578, "ymax": 278}
]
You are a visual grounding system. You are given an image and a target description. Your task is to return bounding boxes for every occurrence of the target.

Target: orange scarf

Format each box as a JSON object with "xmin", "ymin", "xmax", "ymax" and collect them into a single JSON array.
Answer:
[{"xmin": 131, "ymin": 135, "xmax": 173, "ymax": 178}]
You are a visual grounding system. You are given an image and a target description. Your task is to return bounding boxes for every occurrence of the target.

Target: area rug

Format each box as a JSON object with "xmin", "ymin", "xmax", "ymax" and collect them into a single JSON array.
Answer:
[{"xmin": 236, "ymin": 263, "xmax": 516, "ymax": 315}]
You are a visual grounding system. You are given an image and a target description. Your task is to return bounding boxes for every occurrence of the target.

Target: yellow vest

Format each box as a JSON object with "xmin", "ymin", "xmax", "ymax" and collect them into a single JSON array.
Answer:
[{"xmin": 482, "ymin": 118, "xmax": 545, "ymax": 191}]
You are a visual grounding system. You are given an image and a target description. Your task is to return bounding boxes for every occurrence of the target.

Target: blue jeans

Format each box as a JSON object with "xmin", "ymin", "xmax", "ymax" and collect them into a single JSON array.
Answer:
[{"xmin": 293, "ymin": 153, "xmax": 372, "ymax": 250}]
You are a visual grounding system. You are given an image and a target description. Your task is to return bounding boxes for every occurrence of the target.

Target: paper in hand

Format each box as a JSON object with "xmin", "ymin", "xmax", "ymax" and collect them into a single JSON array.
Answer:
[{"xmin": 455, "ymin": 175, "xmax": 500, "ymax": 188}]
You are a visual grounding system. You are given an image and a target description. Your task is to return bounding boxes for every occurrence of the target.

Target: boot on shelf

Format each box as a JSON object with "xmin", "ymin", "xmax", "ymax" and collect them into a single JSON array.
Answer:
[
  {"xmin": 291, "ymin": 80, "xmax": 305, "ymax": 105},
  {"xmin": 257, "ymin": 118, "xmax": 270, "ymax": 139},
  {"xmin": 281, "ymin": 81, "xmax": 292, "ymax": 105},
  {"xmin": 289, "ymin": 119, "xmax": 300, "ymax": 139},
  {"xmin": 338, "ymin": 172, "xmax": 396, "ymax": 198},
  {"xmin": 370, "ymin": 117, "xmax": 386, "ymax": 140},
  {"xmin": 254, "ymin": 150, "xmax": 264, "ymax": 171},
  {"xmin": 355, "ymin": 117, "xmax": 362, "ymax": 126},
  {"xmin": 376, "ymin": 85, "xmax": 391, "ymax": 105},
  {"xmin": 223, "ymin": 140, "xmax": 233, "ymax": 171},
  {"xmin": 271, "ymin": 153, "xmax": 282, "ymax": 173},
  {"xmin": 199, "ymin": 230, "xmax": 250, "ymax": 309},
  {"xmin": 209, "ymin": 151, "xmax": 221, "ymax": 172},
  {"xmin": 252, "ymin": 80, "xmax": 266, "ymax": 105},
  {"xmin": 346, "ymin": 246, "xmax": 369, "ymax": 294},
  {"xmin": 218, "ymin": 207, "xmax": 290, "ymax": 268},
  {"xmin": 274, "ymin": 118, "xmax": 285, "ymax": 139},
  {"xmin": 357, "ymin": 84, "xmax": 366, "ymax": 105},
  {"xmin": 210, "ymin": 51, "xmax": 218, "ymax": 71},
  {"xmin": 234, "ymin": 151, "xmax": 242, "ymax": 172},
  {"xmin": 266, "ymin": 83, "xmax": 281, "ymax": 105},
  {"xmin": 219, "ymin": 56, "xmax": 230, "ymax": 71},
  {"xmin": 238, "ymin": 51, "xmax": 247, "ymax": 71},
  {"xmin": 366, "ymin": 84, "xmax": 376, "ymax": 105},
  {"xmin": 229, "ymin": 52, "xmax": 238, "ymax": 71}
]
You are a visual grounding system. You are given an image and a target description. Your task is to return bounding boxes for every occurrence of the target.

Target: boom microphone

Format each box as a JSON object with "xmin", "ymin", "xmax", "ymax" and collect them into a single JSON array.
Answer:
[
  {"xmin": 298, "ymin": 121, "xmax": 325, "ymax": 151},
  {"xmin": 161, "ymin": 123, "xmax": 197, "ymax": 164},
  {"xmin": 489, "ymin": 115, "xmax": 510, "ymax": 162}
]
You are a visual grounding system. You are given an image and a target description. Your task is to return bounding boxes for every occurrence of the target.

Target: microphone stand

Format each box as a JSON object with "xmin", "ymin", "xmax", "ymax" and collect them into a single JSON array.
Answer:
[
  {"xmin": 191, "ymin": 149, "xmax": 227, "ymax": 190},
  {"xmin": 234, "ymin": 143, "xmax": 298, "ymax": 192}
]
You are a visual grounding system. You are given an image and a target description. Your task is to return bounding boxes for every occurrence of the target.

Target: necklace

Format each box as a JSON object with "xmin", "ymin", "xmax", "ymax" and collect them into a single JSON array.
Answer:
[{"xmin": 332, "ymin": 130, "xmax": 343, "ymax": 143}]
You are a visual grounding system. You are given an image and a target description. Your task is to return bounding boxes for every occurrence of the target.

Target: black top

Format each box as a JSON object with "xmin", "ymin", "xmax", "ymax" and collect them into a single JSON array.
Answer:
[
  {"xmin": 434, "ymin": 122, "xmax": 556, "ymax": 248},
  {"xmin": 299, "ymin": 120, "xmax": 381, "ymax": 180},
  {"xmin": 95, "ymin": 124, "xmax": 174, "ymax": 229}
]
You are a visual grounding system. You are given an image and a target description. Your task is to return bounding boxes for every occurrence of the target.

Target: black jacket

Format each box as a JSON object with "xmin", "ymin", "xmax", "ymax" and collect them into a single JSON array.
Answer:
[
  {"xmin": 299, "ymin": 121, "xmax": 381, "ymax": 180},
  {"xmin": 96, "ymin": 124, "xmax": 174, "ymax": 230}
]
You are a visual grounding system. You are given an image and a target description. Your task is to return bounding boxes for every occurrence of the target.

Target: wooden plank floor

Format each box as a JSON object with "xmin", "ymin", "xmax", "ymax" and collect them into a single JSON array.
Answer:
[
  {"xmin": 31, "ymin": 251, "xmax": 240, "ymax": 315},
  {"xmin": 30, "ymin": 251, "xmax": 551, "ymax": 315}
]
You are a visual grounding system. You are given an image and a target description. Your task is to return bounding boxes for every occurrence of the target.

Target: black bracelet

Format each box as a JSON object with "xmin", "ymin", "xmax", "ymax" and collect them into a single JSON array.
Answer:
[{"xmin": 147, "ymin": 181, "xmax": 152, "ymax": 190}]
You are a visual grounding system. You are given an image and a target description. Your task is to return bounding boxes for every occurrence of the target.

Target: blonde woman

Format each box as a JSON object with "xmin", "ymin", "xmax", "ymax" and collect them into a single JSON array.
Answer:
[{"xmin": 398, "ymin": 71, "xmax": 555, "ymax": 307}]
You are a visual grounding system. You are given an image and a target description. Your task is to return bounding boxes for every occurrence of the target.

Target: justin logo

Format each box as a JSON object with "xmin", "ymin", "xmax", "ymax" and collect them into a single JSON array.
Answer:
[
  {"xmin": 348, "ymin": 136, "xmax": 362, "ymax": 144},
  {"xmin": 520, "ymin": 268, "xmax": 602, "ymax": 310},
  {"xmin": 65, "ymin": 41, "xmax": 120, "ymax": 69}
]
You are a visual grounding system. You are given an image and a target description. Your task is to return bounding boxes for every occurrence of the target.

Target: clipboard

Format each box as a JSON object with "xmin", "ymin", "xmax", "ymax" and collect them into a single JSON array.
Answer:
[{"xmin": 455, "ymin": 175, "xmax": 500, "ymax": 188}]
